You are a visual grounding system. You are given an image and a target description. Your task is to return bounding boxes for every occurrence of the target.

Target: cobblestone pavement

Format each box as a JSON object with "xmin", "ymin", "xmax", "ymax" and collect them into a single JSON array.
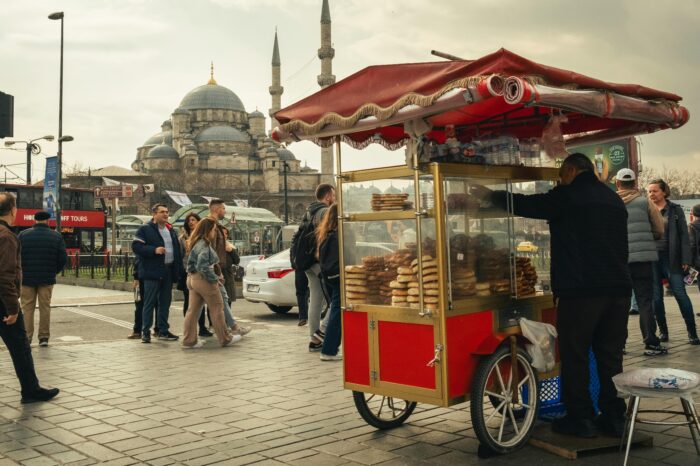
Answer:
[{"xmin": 1, "ymin": 288, "xmax": 700, "ymax": 465}]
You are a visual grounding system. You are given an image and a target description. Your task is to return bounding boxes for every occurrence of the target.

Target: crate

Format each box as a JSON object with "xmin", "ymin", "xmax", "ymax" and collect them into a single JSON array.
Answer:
[{"xmin": 537, "ymin": 348, "xmax": 600, "ymax": 420}]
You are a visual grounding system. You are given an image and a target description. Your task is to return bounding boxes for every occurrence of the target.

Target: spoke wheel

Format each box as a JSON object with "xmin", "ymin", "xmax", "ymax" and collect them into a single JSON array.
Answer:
[
  {"xmin": 470, "ymin": 345, "xmax": 539, "ymax": 455},
  {"xmin": 352, "ymin": 391, "xmax": 417, "ymax": 430}
]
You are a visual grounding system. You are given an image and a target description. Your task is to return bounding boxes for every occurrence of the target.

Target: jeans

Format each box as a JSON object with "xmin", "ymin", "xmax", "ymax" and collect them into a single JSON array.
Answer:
[
  {"xmin": 321, "ymin": 278, "xmax": 342, "ymax": 356},
  {"xmin": 133, "ymin": 280, "xmax": 146, "ymax": 334},
  {"xmin": 558, "ymin": 295, "xmax": 629, "ymax": 420},
  {"xmin": 0, "ymin": 312, "xmax": 41, "ymax": 396},
  {"xmin": 142, "ymin": 268, "xmax": 173, "ymax": 336},
  {"xmin": 630, "ymin": 291, "xmax": 638, "ymax": 312},
  {"xmin": 629, "ymin": 262, "xmax": 660, "ymax": 347},
  {"xmin": 295, "ymin": 269, "xmax": 309, "ymax": 321},
  {"xmin": 219, "ymin": 285, "xmax": 236, "ymax": 328},
  {"xmin": 652, "ymin": 254, "xmax": 697, "ymax": 335}
]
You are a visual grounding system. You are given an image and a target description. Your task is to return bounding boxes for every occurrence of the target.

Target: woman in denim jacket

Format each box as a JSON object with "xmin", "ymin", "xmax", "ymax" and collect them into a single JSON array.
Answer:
[{"xmin": 182, "ymin": 218, "xmax": 240, "ymax": 348}]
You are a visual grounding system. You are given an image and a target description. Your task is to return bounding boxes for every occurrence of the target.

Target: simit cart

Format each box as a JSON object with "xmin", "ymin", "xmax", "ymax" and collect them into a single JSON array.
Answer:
[{"xmin": 272, "ymin": 48, "xmax": 689, "ymax": 455}]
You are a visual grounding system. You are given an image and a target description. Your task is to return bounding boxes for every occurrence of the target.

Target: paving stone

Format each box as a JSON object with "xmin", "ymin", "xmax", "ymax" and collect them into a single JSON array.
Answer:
[
  {"xmin": 49, "ymin": 450, "xmax": 88, "ymax": 463},
  {"xmin": 390, "ymin": 442, "xmax": 451, "ymax": 460},
  {"xmin": 340, "ymin": 447, "xmax": 399, "ymax": 465},
  {"xmin": 40, "ymin": 427, "xmax": 85, "ymax": 446},
  {"xmin": 71, "ymin": 441, "xmax": 124, "ymax": 461}
]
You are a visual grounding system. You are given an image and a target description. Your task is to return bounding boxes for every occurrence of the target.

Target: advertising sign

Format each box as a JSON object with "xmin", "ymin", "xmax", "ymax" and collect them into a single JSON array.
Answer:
[
  {"xmin": 43, "ymin": 156, "xmax": 59, "ymax": 220},
  {"xmin": 94, "ymin": 185, "xmax": 133, "ymax": 199},
  {"xmin": 15, "ymin": 209, "xmax": 106, "ymax": 228},
  {"xmin": 572, "ymin": 138, "xmax": 632, "ymax": 188},
  {"xmin": 165, "ymin": 190, "xmax": 192, "ymax": 207}
]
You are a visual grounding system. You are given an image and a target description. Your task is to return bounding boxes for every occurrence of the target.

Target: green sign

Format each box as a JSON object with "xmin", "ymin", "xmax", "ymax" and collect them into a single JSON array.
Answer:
[{"xmin": 573, "ymin": 138, "xmax": 632, "ymax": 187}]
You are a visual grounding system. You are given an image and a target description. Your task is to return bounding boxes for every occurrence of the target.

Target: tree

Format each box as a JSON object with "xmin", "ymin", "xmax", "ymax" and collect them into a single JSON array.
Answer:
[{"xmin": 638, "ymin": 165, "xmax": 700, "ymax": 198}]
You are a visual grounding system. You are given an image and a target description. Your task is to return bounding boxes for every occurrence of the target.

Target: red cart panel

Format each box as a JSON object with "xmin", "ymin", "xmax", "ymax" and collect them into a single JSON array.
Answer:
[
  {"xmin": 378, "ymin": 321, "xmax": 435, "ymax": 389},
  {"xmin": 343, "ymin": 311, "xmax": 370, "ymax": 386},
  {"xmin": 446, "ymin": 311, "xmax": 493, "ymax": 399}
]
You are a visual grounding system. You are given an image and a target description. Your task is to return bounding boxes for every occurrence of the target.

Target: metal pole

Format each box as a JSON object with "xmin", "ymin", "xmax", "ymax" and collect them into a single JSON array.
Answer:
[
  {"xmin": 283, "ymin": 161, "xmax": 288, "ymax": 224},
  {"xmin": 111, "ymin": 198, "xmax": 117, "ymax": 256},
  {"xmin": 56, "ymin": 15, "xmax": 64, "ymax": 231},
  {"xmin": 26, "ymin": 144, "xmax": 32, "ymax": 185},
  {"xmin": 247, "ymin": 157, "xmax": 251, "ymax": 207}
]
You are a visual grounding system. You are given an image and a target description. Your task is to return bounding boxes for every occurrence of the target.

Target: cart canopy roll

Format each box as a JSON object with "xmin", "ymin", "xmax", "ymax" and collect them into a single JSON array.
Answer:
[{"xmin": 273, "ymin": 48, "xmax": 689, "ymax": 150}]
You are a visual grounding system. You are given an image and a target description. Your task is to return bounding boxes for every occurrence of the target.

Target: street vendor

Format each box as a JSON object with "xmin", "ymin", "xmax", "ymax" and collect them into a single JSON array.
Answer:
[{"xmin": 472, "ymin": 153, "xmax": 632, "ymax": 439}]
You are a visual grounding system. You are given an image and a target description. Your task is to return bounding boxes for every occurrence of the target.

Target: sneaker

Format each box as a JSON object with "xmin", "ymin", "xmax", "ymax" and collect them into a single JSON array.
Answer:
[
  {"xmin": 198, "ymin": 328, "xmax": 213, "ymax": 337},
  {"xmin": 552, "ymin": 416, "xmax": 597, "ymax": 438},
  {"xmin": 320, "ymin": 353, "xmax": 342, "ymax": 361},
  {"xmin": 127, "ymin": 332, "xmax": 141, "ymax": 340},
  {"xmin": 298, "ymin": 319, "xmax": 307, "ymax": 327},
  {"xmin": 643, "ymin": 344, "xmax": 668, "ymax": 356},
  {"xmin": 183, "ymin": 340, "xmax": 205, "ymax": 349},
  {"xmin": 314, "ymin": 329, "xmax": 326, "ymax": 342},
  {"xmin": 38, "ymin": 339, "xmax": 48, "ymax": 347},
  {"xmin": 659, "ymin": 332, "xmax": 669, "ymax": 342},
  {"xmin": 690, "ymin": 337, "xmax": 700, "ymax": 345},
  {"xmin": 21, "ymin": 387, "xmax": 60, "ymax": 404},
  {"xmin": 223, "ymin": 334, "xmax": 243, "ymax": 347},
  {"xmin": 309, "ymin": 340, "xmax": 323, "ymax": 352},
  {"xmin": 594, "ymin": 414, "xmax": 626, "ymax": 437},
  {"xmin": 142, "ymin": 334, "xmax": 151, "ymax": 344},
  {"xmin": 231, "ymin": 324, "xmax": 251, "ymax": 336},
  {"xmin": 157, "ymin": 331, "xmax": 179, "ymax": 341}
]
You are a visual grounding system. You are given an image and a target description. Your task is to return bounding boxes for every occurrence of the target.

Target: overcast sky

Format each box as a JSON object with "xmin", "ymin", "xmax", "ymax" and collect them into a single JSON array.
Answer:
[{"xmin": 1, "ymin": 0, "xmax": 698, "ymax": 184}]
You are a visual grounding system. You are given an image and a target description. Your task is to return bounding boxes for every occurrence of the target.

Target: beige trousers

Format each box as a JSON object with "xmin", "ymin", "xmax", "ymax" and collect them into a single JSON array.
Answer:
[
  {"xmin": 183, "ymin": 273, "xmax": 231, "ymax": 347},
  {"xmin": 21, "ymin": 285, "xmax": 54, "ymax": 342}
]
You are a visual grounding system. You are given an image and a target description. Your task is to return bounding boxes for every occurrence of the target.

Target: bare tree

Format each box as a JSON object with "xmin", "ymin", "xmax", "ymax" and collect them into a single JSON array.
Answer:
[{"xmin": 639, "ymin": 165, "xmax": 700, "ymax": 198}]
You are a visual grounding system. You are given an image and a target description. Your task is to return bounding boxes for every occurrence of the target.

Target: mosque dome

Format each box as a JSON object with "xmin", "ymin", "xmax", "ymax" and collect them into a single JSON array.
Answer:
[
  {"xmin": 143, "ymin": 131, "xmax": 172, "ymax": 147},
  {"xmin": 249, "ymin": 109, "xmax": 265, "ymax": 118},
  {"xmin": 195, "ymin": 125, "xmax": 249, "ymax": 143},
  {"xmin": 147, "ymin": 143, "xmax": 179, "ymax": 159},
  {"xmin": 276, "ymin": 148, "xmax": 296, "ymax": 161}
]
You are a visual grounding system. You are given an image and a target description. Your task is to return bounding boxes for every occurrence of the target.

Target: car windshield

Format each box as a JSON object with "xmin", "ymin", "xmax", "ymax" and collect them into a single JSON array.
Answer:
[{"xmin": 267, "ymin": 249, "xmax": 290, "ymax": 261}]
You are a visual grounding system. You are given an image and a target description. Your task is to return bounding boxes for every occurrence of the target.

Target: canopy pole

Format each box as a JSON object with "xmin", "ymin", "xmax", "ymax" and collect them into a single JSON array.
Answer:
[
  {"xmin": 430, "ymin": 50, "xmax": 465, "ymax": 61},
  {"xmin": 335, "ymin": 136, "xmax": 347, "ymax": 311}
]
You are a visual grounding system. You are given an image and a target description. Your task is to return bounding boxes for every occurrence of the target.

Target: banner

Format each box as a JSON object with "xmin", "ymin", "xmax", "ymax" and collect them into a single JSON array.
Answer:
[
  {"xmin": 201, "ymin": 196, "xmax": 217, "ymax": 204},
  {"xmin": 165, "ymin": 190, "xmax": 192, "ymax": 207},
  {"xmin": 43, "ymin": 156, "xmax": 59, "ymax": 220},
  {"xmin": 573, "ymin": 138, "xmax": 632, "ymax": 188},
  {"xmin": 234, "ymin": 198, "xmax": 248, "ymax": 208}
]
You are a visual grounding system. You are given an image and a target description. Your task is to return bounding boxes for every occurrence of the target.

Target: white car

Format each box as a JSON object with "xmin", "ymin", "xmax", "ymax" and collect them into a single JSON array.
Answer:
[{"xmin": 243, "ymin": 249, "xmax": 297, "ymax": 313}]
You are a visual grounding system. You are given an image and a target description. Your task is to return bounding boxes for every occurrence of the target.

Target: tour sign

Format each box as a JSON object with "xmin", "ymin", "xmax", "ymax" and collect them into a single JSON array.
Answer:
[{"xmin": 94, "ymin": 185, "xmax": 133, "ymax": 199}]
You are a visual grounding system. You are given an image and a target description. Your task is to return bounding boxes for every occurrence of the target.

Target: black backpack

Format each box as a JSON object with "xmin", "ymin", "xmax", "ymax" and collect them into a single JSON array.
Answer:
[{"xmin": 290, "ymin": 205, "xmax": 324, "ymax": 272}]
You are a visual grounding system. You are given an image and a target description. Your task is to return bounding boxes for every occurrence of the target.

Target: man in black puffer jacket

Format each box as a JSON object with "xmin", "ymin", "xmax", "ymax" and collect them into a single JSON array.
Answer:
[
  {"xmin": 474, "ymin": 153, "xmax": 632, "ymax": 439},
  {"xmin": 18, "ymin": 211, "xmax": 67, "ymax": 347}
]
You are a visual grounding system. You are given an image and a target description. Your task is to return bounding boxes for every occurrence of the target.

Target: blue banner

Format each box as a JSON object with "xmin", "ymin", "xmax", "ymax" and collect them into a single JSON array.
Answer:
[{"xmin": 43, "ymin": 156, "xmax": 58, "ymax": 220}]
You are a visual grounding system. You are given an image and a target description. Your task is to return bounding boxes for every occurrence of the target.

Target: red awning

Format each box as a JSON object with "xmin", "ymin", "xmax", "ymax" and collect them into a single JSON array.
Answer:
[{"xmin": 273, "ymin": 48, "xmax": 689, "ymax": 149}]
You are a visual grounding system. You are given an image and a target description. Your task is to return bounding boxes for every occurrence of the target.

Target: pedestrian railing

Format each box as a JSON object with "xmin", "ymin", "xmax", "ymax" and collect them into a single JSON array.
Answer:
[{"xmin": 62, "ymin": 253, "xmax": 134, "ymax": 282}]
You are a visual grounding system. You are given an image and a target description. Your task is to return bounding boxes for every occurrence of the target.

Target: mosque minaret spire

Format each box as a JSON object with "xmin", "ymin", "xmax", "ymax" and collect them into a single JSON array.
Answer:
[
  {"xmin": 318, "ymin": 0, "xmax": 335, "ymax": 183},
  {"xmin": 269, "ymin": 28, "xmax": 283, "ymax": 132}
]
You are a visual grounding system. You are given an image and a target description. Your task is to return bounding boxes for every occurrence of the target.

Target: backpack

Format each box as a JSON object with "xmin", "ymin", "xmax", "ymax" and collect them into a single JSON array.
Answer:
[{"xmin": 290, "ymin": 205, "xmax": 324, "ymax": 272}]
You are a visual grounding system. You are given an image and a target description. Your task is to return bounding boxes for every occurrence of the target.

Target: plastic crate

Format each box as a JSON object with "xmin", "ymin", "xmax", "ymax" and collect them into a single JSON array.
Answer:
[{"xmin": 537, "ymin": 348, "xmax": 600, "ymax": 420}]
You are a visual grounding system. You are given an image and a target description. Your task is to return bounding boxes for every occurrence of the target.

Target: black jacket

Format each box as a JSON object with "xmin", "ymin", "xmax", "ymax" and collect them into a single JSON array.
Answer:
[
  {"xmin": 18, "ymin": 223, "xmax": 67, "ymax": 286},
  {"xmin": 318, "ymin": 229, "xmax": 339, "ymax": 280},
  {"xmin": 688, "ymin": 218, "xmax": 700, "ymax": 270},
  {"xmin": 132, "ymin": 221, "xmax": 183, "ymax": 282},
  {"xmin": 661, "ymin": 201, "xmax": 692, "ymax": 273},
  {"xmin": 492, "ymin": 170, "xmax": 632, "ymax": 299}
]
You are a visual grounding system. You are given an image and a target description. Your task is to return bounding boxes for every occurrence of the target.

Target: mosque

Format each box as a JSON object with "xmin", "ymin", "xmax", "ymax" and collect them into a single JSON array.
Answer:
[{"xmin": 129, "ymin": 1, "xmax": 336, "ymax": 221}]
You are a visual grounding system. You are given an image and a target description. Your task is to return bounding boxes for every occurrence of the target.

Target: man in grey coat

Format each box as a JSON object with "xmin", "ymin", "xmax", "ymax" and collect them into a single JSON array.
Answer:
[{"xmin": 615, "ymin": 169, "xmax": 667, "ymax": 355}]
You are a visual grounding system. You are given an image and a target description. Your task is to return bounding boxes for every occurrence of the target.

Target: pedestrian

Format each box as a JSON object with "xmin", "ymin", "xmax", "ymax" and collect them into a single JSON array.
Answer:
[
  {"xmin": 615, "ymin": 168, "xmax": 667, "ymax": 356},
  {"xmin": 0, "ymin": 193, "xmax": 59, "ymax": 403},
  {"xmin": 221, "ymin": 228, "xmax": 240, "ymax": 307},
  {"xmin": 646, "ymin": 179, "xmax": 699, "ymax": 344},
  {"xmin": 182, "ymin": 218, "xmax": 241, "ymax": 348},
  {"xmin": 178, "ymin": 212, "xmax": 212, "ymax": 337},
  {"xmin": 316, "ymin": 203, "xmax": 342, "ymax": 361},
  {"xmin": 18, "ymin": 211, "xmax": 67, "ymax": 346},
  {"xmin": 473, "ymin": 153, "xmax": 632, "ymax": 438},
  {"xmin": 297, "ymin": 183, "xmax": 335, "ymax": 351},
  {"xmin": 690, "ymin": 204, "xmax": 700, "ymax": 308},
  {"xmin": 126, "ymin": 255, "xmax": 152, "ymax": 339},
  {"xmin": 132, "ymin": 203, "xmax": 183, "ymax": 343},
  {"xmin": 295, "ymin": 269, "xmax": 309, "ymax": 326},
  {"xmin": 207, "ymin": 200, "xmax": 250, "ymax": 336}
]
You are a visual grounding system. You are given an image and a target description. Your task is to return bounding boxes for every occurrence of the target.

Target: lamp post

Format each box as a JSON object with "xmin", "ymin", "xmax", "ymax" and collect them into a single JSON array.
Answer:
[
  {"xmin": 3, "ymin": 135, "xmax": 54, "ymax": 184},
  {"xmin": 49, "ymin": 11, "xmax": 65, "ymax": 230},
  {"xmin": 282, "ymin": 161, "xmax": 289, "ymax": 224}
]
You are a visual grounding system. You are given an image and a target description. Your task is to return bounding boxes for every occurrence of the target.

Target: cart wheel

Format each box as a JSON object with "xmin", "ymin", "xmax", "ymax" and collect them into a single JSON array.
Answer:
[
  {"xmin": 352, "ymin": 391, "xmax": 417, "ymax": 430},
  {"xmin": 470, "ymin": 345, "xmax": 539, "ymax": 455}
]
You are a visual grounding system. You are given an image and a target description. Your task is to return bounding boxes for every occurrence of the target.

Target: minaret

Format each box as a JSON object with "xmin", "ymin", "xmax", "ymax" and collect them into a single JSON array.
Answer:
[
  {"xmin": 269, "ymin": 29, "xmax": 283, "ymax": 132},
  {"xmin": 318, "ymin": 0, "xmax": 335, "ymax": 184}
]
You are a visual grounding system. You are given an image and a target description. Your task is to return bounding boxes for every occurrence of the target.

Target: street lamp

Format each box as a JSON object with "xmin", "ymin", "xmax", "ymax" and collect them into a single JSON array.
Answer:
[
  {"xmin": 3, "ymin": 135, "xmax": 54, "ymax": 184},
  {"xmin": 49, "ymin": 11, "xmax": 65, "ymax": 230}
]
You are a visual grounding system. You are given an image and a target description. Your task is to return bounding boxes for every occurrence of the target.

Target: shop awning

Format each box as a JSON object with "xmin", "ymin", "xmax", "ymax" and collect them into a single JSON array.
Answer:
[{"xmin": 273, "ymin": 48, "xmax": 689, "ymax": 149}]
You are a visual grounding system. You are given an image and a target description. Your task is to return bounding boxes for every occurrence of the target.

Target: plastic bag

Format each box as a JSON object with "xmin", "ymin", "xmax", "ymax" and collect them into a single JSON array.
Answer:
[
  {"xmin": 613, "ymin": 368, "xmax": 700, "ymax": 400},
  {"xmin": 519, "ymin": 317, "xmax": 557, "ymax": 372}
]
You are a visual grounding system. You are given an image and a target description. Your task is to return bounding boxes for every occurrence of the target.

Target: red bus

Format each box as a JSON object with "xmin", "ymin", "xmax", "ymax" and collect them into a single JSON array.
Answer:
[{"xmin": 0, "ymin": 183, "xmax": 107, "ymax": 255}]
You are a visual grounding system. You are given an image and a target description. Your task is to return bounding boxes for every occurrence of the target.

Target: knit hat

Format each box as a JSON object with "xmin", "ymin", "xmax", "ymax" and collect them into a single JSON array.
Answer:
[
  {"xmin": 34, "ymin": 211, "xmax": 51, "ymax": 221},
  {"xmin": 615, "ymin": 168, "xmax": 636, "ymax": 181}
]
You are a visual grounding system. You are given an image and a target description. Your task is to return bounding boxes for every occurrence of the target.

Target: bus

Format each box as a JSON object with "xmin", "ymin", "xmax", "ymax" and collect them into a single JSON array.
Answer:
[{"xmin": 0, "ymin": 183, "xmax": 107, "ymax": 254}]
